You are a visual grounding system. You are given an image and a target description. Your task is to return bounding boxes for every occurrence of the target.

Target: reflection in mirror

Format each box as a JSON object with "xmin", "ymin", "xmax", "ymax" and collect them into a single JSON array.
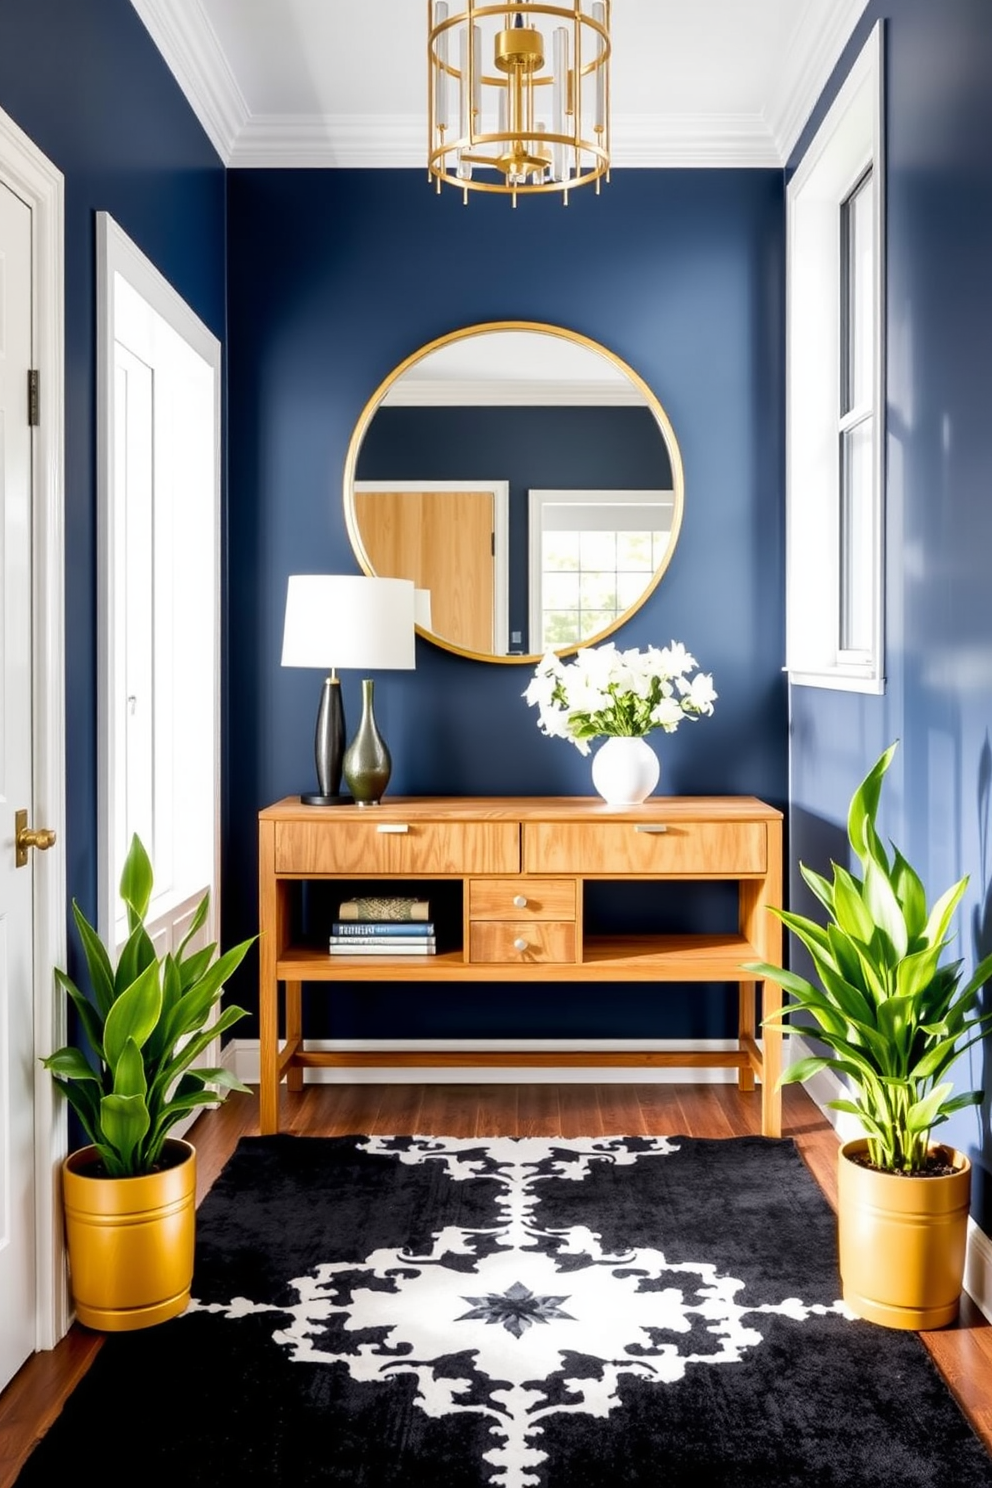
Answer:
[{"xmin": 343, "ymin": 324, "xmax": 683, "ymax": 665}]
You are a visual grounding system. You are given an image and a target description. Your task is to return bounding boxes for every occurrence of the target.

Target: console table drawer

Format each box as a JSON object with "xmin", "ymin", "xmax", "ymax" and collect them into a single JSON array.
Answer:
[
  {"xmin": 275, "ymin": 820, "xmax": 520, "ymax": 876},
  {"xmin": 469, "ymin": 920, "xmax": 577, "ymax": 964},
  {"xmin": 523, "ymin": 820, "xmax": 767, "ymax": 876},
  {"xmin": 468, "ymin": 878, "xmax": 576, "ymax": 920}
]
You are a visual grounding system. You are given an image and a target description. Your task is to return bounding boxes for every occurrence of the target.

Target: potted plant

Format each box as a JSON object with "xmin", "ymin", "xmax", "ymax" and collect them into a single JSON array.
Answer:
[
  {"xmin": 523, "ymin": 640, "xmax": 717, "ymax": 804},
  {"xmin": 43, "ymin": 835, "xmax": 254, "ymax": 1331},
  {"xmin": 748, "ymin": 742, "xmax": 992, "ymax": 1328}
]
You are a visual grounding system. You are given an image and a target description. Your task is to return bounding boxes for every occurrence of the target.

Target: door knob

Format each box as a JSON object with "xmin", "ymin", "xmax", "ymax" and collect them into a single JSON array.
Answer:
[{"xmin": 15, "ymin": 809, "xmax": 56, "ymax": 868}]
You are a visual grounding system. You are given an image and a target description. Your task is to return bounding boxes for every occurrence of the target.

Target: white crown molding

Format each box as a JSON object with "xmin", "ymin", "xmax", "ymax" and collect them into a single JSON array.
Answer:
[
  {"xmin": 226, "ymin": 111, "xmax": 783, "ymax": 170},
  {"xmin": 611, "ymin": 113, "xmax": 781, "ymax": 169},
  {"xmin": 767, "ymin": 0, "xmax": 872, "ymax": 163},
  {"xmin": 129, "ymin": 0, "xmax": 247, "ymax": 163},
  {"xmin": 130, "ymin": 2, "xmax": 866, "ymax": 172},
  {"xmin": 382, "ymin": 377, "xmax": 643, "ymax": 408},
  {"xmin": 228, "ymin": 114, "xmax": 424, "ymax": 169}
]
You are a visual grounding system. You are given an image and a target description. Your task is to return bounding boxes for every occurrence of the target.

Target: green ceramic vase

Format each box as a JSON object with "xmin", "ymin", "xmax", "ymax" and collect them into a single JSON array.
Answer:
[{"xmin": 342, "ymin": 678, "xmax": 392, "ymax": 806}]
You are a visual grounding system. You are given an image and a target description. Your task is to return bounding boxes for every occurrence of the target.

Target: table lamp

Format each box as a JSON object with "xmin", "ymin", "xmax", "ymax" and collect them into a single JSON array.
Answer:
[{"xmin": 281, "ymin": 574, "xmax": 416, "ymax": 805}]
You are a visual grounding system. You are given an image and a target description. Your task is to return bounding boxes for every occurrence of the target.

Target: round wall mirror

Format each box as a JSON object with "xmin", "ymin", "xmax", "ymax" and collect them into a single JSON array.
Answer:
[{"xmin": 342, "ymin": 321, "xmax": 684, "ymax": 665}]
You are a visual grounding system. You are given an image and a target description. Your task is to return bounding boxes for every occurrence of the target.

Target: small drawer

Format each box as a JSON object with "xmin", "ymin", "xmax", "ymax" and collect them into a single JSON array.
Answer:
[
  {"xmin": 524, "ymin": 820, "xmax": 766, "ymax": 876},
  {"xmin": 468, "ymin": 878, "xmax": 576, "ymax": 920},
  {"xmin": 275, "ymin": 819, "xmax": 519, "ymax": 876},
  {"xmin": 469, "ymin": 920, "xmax": 577, "ymax": 964}
]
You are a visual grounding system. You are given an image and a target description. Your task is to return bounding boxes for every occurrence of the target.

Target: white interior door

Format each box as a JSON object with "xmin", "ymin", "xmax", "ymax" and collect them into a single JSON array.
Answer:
[{"xmin": 0, "ymin": 176, "xmax": 39, "ymax": 1391}]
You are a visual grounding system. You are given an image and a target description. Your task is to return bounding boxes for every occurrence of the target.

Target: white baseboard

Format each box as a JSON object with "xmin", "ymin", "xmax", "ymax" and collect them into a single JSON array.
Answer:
[
  {"xmin": 785, "ymin": 1035, "xmax": 992, "ymax": 1323},
  {"xmin": 225, "ymin": 1037, "xmax": 744, "ymax": 1086}
]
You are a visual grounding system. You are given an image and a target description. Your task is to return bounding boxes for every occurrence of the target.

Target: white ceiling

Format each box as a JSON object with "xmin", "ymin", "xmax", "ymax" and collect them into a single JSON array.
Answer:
[{"xmin": 130, "ymin": 0, "xmax": 869, "ymax": 169}]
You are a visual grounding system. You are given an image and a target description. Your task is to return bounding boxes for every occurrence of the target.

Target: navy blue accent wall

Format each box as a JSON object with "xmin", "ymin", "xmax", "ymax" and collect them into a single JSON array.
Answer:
[
  {"xmin": 226, "ymin": 166, "xmax": 787, "ymax": 1038},
  {"xmin": 0, "ymin": 0, "xmax": 225, "ymax": 946},
  {"xmin": 358, "ymin": 403, "xmax": 670, "ymax": 649},
  {"xmin": 787, "ymin": 1, "xmax": 992, "ymax": 1226}
]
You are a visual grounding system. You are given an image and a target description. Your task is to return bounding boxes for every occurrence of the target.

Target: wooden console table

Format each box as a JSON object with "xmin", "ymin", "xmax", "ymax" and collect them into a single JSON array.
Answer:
[{"xmin": 257, "ymin": 795, "xmax": 784, "ymax": 1135}]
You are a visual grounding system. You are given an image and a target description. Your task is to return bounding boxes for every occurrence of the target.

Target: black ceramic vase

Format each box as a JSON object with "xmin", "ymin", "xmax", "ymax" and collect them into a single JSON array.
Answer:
[{"xmin": 342, "ymin": 678, "xmax": 392, "ymax": 806}]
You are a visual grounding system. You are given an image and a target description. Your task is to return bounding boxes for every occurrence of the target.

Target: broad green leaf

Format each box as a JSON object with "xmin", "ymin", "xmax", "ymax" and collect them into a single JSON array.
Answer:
[
  {"xmin": 119, "ymin": 835, "xmax": 154, "ymax": 929},
  {"xmin": 831, "ymin": 866, "xmax": 876, "ymax": 943},
  {"xmin": 923, "ymin": 877, "xmax": 968, "ymax": 952},
  {"xmin": 798, "ymin": 864, "xmax": 837, "ymax": 918},
  {"xmin": 99, "ymin": 1092, "xmax": 150, "ymax": 1173},
  {"xmin": 777, "ymin": 1056, "xmax": 835, "ymax": 1087},
  {"xmin": 176, "ymin": 944, "xmax": 214, "ymax": 995},
  {"xmin": 906, "ymin": 1082, "xmax": 954, "ymax": 1135},
  {"xmin": 70, "ymin": 902, "xmax": 115, "ymax": 1018},
  {"xmin": 55, "ymin": 1077, "xmax": 103, "ymax": 1150},
  {"xmin": 864, "ymin": 857, "xmax": 909, "ymax": 962},
  {"xmin": 941, "ymin": 1090, "xmax": 983, "ymax": 1115},
  {"xmin": 175, "ymin": 892, "xmax": 210, "ymax": 963},
  {"xmin": 158, "ymin": 939, "xmax": 253, "ymax": 1050},
  {"xmin": 103, "ymin": 959, "xmax": 162, "ymax": 1072},
  {"xmin": 890, "ymin": 846, "xmax": 928, "ymax": 944},
  {"xmin": 114, "ymin": 920, "xmax": 156, "ymax": 1002},
  {"xmin": 112, "ymin": 1037, "xmax": 147, "ymax": 1099},
  {"xmin": 42, "ymin": 1046, "xmax": 100, "ymax": 1082},
  {"xmin": 957, "ymin": 949, "xmax": 992, "ymax": 1002},
  {"xmin": 54, "ymin": 969, "xmax": 106, "ymax": 1061},
  {"xmin": 847, "ymin": 744, "xmax": 897, "ymax": 868},
  {"xmin": 151, "ymin": 1006, "xmax": 249, "ymax": 1098}
]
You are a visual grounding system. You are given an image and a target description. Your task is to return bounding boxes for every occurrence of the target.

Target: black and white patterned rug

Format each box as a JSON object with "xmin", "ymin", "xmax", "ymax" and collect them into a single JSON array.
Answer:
[{"xmin": 18, "ymin": 1134, "xmax": 992, "ymax": 1486}]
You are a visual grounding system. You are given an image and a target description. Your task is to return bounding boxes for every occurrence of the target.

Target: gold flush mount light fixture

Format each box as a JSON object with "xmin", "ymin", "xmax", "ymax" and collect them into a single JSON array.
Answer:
[{"xmin": 428, "ymin": 2, "xmax": 611, "ymax": 205}]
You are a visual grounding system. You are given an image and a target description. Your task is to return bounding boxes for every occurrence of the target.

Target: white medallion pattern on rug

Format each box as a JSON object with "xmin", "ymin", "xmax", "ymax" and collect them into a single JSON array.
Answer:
[{"xmin": 191, "ymin": 1137, "xmax": 849, "ymax": 1487}]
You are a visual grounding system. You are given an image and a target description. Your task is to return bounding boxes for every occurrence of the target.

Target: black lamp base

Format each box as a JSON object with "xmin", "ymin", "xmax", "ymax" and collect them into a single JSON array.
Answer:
[{"xmin": 300, "ymin": 792, "xmax": 353, "ymax": 807}]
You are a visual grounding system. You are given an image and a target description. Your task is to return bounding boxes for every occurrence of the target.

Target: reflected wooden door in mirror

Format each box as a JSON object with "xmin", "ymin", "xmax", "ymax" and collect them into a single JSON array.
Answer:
[{"xmin": 343, "ymin": 322, "xmax": 684, "ymax": 664}]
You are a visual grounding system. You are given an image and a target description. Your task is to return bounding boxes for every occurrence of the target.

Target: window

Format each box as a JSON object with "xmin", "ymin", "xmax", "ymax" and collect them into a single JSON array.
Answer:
[
  {"xmin": 96, "ymin": 214, "xmax": 221, "ymax": 953},
  {"xmin": 528, "ymin": 489, "xmax": 674, "ymax": 652},
  {"xmin": 786, "ymin": 23, "xmax": 884, "ymax": 692}
]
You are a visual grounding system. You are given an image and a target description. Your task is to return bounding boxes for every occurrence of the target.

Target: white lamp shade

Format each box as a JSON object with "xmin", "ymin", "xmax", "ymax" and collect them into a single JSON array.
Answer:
[
  {"xmin": 281, "ymin": 575, "xmax": 416, "ymax": 670},
  {"xmin": 414, "ymin": 588, "xmax": 433, "ymax": 630}
]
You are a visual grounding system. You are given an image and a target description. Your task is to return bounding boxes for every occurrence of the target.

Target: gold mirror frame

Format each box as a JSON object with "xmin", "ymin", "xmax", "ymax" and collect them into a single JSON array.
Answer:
[{"xmin": 342, "ymin": 320, "xmax": 685, "ymax": 665}]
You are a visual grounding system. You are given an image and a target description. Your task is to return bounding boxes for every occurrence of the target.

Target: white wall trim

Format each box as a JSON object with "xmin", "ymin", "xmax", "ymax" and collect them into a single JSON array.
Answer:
[
  {"xmin": 786, "ymin": 1034, "xmax": 992, "ymax": 1323},
  {"xmin": 785, "ymin": 22, "xmax": 885, "ymax": 692},
  {"xmin": 225, "ymin": 111, "xmax": 785, "ymax": 171},
  {"xmin": 129, "ymin": 1, "xmax": 868, "ymax": 172},
  {"xmin": 382, "ymin": 378, "xmax": 643, "ymax": 409},
  {"xmin": 0, "ymin": 103, "xmax": 68, "ymax": 1352},
  {"xmin": 768, "ymin": 0, "xmax": 872, "ymax": 162},
  {"xmin": 95, "ymin": 213, "xmax": 223, "ymax": 959},
  {"xmin": 226, "ymin": 1037, "xmax": 744, "ymax": 1086}
]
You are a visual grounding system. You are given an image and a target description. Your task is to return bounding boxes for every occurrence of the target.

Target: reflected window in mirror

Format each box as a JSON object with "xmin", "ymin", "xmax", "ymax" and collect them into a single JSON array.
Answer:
[
  {"xmin": 528, "ymin": 489, "xmax": 674, "ymax": 652},
  {"xmin": 343, "ymin": 323, "xmax": 684, "ymax": 664}
]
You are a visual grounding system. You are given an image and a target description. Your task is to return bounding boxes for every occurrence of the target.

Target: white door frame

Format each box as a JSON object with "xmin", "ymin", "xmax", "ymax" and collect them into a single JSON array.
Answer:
[{"xmin": 0, "ymin": 104, "xmax": 68, "ymax": 1351}]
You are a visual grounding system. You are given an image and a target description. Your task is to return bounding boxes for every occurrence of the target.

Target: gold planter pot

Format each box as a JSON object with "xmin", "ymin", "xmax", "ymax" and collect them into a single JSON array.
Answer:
[
  {"xmin": 837, "ymin": 1138, "xmax": 971, "ymax": 1330},
  {"xmin": 62, "ymin": 1138, "xmax": 196, "ymax": 1332}
]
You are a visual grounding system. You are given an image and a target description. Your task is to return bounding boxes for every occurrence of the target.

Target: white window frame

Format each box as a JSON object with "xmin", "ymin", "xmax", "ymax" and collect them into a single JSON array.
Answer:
[
  {"xmin": 528, "ymin": 488, "xmax": 674, "ymax": 654},
  {"xmin": 95, "ymin": 213, "xmax": 222, "ymax": 955},
  {"xmin": 786, "ymin": 22, "xmax": 885, "ymax": 693}
]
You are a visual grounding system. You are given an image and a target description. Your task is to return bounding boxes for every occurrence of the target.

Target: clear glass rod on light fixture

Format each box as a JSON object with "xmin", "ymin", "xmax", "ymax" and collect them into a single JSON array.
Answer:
[{"xmin": 428, "ymin": 1, "xmax": 611, "ymax": 203}]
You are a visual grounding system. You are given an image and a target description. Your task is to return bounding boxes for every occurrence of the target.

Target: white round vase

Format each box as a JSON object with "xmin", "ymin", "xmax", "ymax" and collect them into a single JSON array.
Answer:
[{"xmin": 590, "ymin": 735, "xmax": 660, "ymax": 806}]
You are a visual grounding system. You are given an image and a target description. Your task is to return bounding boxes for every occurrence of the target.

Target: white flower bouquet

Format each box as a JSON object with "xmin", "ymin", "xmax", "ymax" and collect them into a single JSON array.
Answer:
[{"xmin": 523, "ymin": 641, "xmax": 717, "ymax": 757}]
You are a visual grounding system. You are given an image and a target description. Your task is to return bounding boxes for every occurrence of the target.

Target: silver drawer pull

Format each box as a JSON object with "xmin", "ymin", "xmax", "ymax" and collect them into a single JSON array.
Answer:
[
  {"xmin": 376, "ymin": 823, "xmax": 410, "ymax": 834},
  {"xmin": 634, "ymin": 823, "xmax": 668, "ymax": 834},
  {"xmin": 513, "ymin": 894, "xmax": 528, "ymax": 908},
  {"xmin": 513, "ymin": 937, "xmax": 528, "ymax": 952}
]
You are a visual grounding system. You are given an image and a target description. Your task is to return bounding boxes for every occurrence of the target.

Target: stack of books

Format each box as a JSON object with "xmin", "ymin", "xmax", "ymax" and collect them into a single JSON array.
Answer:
[{"xmin": 328, "ymin": 896, "xmax": 436, "ymax": 956}]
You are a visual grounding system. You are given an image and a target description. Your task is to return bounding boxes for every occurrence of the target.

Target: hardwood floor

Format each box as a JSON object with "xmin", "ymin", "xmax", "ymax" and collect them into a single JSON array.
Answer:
[{"xmin": 2, "ymin": 1081, "xmax": 992, "ymax": 1484}]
